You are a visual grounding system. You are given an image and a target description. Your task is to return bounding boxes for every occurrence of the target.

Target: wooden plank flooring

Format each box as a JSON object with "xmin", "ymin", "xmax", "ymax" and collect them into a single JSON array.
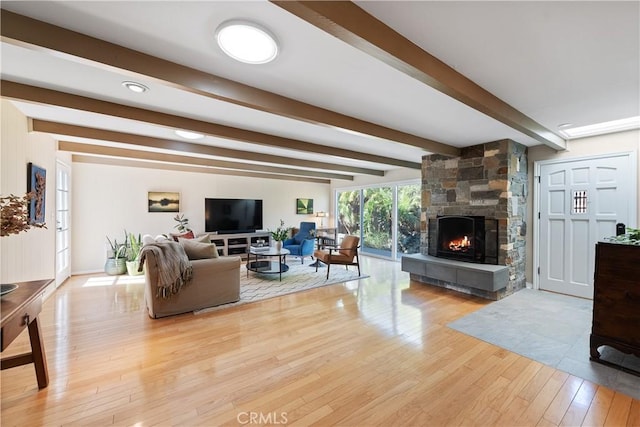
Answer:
[{"xmin": 2, "ymin": 256, "xmax": 638, "ymax": 426}]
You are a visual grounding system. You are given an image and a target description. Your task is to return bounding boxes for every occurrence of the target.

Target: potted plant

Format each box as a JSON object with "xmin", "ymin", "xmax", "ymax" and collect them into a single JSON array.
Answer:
[
  {"xmin": 125, "ymin": 232, "xmax": 144, "ymax": 276},
  {"xmin": 173, "ymin": 214, "xmax": 191, "ymax": 233},
  {"xmin": 104, "ymin": 233, "xmax": 128, "ymax": 275},
  {"xmin": 269, "ymin": 219, "xmax": 291, "ymax": 251}
]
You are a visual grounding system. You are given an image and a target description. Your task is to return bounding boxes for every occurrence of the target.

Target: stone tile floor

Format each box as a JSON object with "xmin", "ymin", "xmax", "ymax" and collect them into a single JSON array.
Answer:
[{"xmin": 448, "ymin": 288, "xmax": 640, "ymax": 399}]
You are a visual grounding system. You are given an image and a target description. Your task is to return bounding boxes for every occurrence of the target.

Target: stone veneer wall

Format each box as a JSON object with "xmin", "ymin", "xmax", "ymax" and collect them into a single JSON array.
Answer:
[{"xmin": 421, "ymin": 139, "xmax": 528, "ymax": 299}]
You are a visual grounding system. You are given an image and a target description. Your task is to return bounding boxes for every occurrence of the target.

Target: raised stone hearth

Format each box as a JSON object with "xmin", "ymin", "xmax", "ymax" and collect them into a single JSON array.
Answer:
[{"xmin": 407, "ymin": 139, "xmax": 527, "ymax": 300}]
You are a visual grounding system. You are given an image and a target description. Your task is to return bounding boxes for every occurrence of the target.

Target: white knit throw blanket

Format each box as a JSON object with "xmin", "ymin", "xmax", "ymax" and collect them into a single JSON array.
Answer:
[{"xmin": 139, "ymin": 241, "xmax": 193, "ymax": 298}]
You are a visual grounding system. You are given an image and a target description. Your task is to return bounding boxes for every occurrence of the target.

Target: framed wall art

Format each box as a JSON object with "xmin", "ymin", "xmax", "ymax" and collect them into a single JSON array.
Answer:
[
  {"xmin": 27, "ymin": 162, "xmax": 46, "ymax": 224},
  {"xmin": 148, "ymin": 192, "xmax": 180, "ymax": 213},
  {"xmin": 296, "ymin": 198, "xmax": 313, "ymax": 214}
]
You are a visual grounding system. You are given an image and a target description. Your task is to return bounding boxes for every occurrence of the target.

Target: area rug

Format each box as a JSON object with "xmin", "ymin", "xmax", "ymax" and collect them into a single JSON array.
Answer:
[
  {"xmin": 448, "ymin": 289, "xmax": 640, "ymax": 399},
  {"xmin": 195, "ymin": 261, "xmax": 368, "ymax": 314}
]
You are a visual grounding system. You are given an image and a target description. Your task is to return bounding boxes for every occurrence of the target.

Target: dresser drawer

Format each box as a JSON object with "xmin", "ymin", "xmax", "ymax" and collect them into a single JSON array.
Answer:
[{"xmin": 1, "ymin": 297, "xmax": 42, "ymax": 351}]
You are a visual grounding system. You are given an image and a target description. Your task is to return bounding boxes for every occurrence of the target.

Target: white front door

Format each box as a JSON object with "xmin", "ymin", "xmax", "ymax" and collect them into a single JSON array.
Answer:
[
  {"xmin": 538, "ymin": 153, "xmax": 635, "ymax": 299},
  {"xmin": 55, "ymin": 161, "xmax": 71, "ymax": 287}
]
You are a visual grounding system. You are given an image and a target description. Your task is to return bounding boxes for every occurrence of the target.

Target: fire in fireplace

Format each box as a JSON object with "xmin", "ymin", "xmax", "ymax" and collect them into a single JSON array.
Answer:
[
  {"xmin": 448, "ymin": 235, "xmax": 471, "ymax": 252},
  {"xmin": 428, "ymin": 215, "xmax": 498, "ymax": 264}
]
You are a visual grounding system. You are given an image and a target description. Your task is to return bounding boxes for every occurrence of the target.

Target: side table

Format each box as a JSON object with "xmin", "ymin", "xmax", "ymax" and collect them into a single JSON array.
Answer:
[{"xmin": 1, "ymin": 278, "xmax": 52, "ymax": 389}]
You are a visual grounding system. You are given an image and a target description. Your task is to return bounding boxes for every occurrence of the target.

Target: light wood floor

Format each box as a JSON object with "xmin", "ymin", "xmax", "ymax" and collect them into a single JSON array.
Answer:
[{"xmin": 2, "ymin": 256, "xmax": 639, "ymax": 426}]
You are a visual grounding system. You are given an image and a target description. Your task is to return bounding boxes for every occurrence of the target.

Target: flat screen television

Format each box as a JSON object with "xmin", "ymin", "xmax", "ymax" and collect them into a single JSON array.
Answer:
[{"xmin": 205, "ymin": 198, "xmax": 263, "ymax": 234}]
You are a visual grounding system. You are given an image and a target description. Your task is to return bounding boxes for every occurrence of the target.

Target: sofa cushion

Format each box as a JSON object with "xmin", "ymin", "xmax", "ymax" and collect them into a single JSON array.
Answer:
[{"xmin": 179, "ymin": 239, "xmax": 218, "ymax": 260}]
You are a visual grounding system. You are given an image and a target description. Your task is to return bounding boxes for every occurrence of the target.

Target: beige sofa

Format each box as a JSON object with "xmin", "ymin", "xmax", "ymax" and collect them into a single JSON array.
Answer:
[{"xmin": 143, "ymin": 248, "xmax": 242, "ymax": 318}]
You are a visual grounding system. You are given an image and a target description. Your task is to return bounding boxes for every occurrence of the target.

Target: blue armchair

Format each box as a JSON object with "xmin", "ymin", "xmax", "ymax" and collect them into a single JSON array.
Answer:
[{"xmin": 283, "ymin": 221, "xmax": 316, "ymax": 264}]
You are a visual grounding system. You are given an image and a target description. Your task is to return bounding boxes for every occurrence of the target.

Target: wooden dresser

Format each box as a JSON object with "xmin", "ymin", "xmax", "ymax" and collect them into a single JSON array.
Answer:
[{"xmin": 590, "ymin": 242, "xmax": 640, "ymax": 375}]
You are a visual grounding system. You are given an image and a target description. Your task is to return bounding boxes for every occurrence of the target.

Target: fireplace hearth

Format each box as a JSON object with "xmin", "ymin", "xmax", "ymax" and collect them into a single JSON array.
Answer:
[{"xmin": 428, "ymin": 215, "xmax": 498, "ymax": 264}]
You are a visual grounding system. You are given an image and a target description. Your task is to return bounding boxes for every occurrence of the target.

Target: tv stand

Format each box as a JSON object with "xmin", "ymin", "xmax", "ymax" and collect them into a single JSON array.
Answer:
[{"xmin": 208, "ymin": 232, "xmax": 271, "ymax": 259}]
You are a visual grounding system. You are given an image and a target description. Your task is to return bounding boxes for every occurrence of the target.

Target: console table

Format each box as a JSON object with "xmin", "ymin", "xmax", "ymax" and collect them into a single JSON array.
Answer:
[
  {"xmin": 590, "ymin": 242, "xmax": 640, "ymax": 375},
  {"xmin": 1, "ymin": 278, "xmax": 52, "ymax": 389}
]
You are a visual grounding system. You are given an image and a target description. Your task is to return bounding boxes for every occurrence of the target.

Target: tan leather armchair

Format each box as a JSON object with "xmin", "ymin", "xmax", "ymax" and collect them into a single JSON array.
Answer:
[{"xmin": 313, "ymin": 235, "xmax": 361, "ymax": 279}]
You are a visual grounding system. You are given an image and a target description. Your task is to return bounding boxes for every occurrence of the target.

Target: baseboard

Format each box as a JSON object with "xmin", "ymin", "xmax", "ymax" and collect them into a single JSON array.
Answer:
[{"xmin": 71, "ymin": 269, "xmax": 104, "ymax": 276}]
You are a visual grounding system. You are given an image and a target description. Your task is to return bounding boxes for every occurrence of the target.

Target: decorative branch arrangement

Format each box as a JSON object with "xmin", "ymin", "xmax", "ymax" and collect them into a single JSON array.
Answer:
[{"xmin": 1, "ymin": 192, "xmax": 47, "ymax": 237}]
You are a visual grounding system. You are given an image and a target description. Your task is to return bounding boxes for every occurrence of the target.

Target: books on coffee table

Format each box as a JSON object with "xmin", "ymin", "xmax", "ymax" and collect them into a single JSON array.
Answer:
[{"xmin": 250, "ymin": 245, "xmax": 270, "ymax": 252}]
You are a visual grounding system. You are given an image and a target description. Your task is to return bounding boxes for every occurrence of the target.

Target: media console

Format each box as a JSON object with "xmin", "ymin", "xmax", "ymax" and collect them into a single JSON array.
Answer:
[{"xmin": 208, "ymin": 232, "xmax": 271, "ymax": 259}]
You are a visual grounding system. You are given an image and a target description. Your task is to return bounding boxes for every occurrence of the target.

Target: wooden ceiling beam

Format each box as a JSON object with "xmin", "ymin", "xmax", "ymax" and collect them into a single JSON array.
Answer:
[
  {"xmin": 1, "ymin": 9, "xmax": 459, "ymax": 156},
  {"xmin": 272, "ymin": 1, "xmax": 567, "ymax": 151},
  {"xmin": 30, "ymin": 119, "xmax": 383, "ymax": 176},
  {"xmin": 2, "ymin": 80, "xmax": 419, "ymax": 170},
  {"xmin": 71, "ymin": 155, "xmax": 332, "ymax": 184},
  {"xmin": 58, "ymin": 141, "xmax": 353, "ymax": 181}
]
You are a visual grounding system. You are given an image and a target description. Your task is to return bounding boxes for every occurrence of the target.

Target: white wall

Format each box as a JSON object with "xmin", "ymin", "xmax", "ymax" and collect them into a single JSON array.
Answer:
[
  {"xmin": 0, "ymin": 100, "xmax": 57, "ymax": 283},
  {"xmin": 72, "ymin": 162, "xmax": 331, "ymax": 273},
  {"xmin": 525, "ymin": 129, "xmax": 640, "ymax": 283}
]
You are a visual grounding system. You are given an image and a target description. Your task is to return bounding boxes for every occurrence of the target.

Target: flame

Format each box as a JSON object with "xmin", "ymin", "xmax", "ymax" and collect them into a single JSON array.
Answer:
[{"xmin": 449, "ymin": 235, "xmax": 471, "ymax": 251}]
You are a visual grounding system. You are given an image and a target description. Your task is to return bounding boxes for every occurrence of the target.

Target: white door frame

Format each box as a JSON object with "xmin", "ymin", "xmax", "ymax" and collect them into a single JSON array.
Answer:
[{"xmin": 533, "ymin": 151, "xmax": 637, "ymax": 291}]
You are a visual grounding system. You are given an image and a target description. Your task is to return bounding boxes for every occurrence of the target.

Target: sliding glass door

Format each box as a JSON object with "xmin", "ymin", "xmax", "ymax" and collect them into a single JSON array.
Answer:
[
  {"xmin": 396, "ymin": 183, "xmax": 421, "ymax": 258},
  {"xmin": 362, "ymin": 187, "xmax": 392, "ymax": 257},
  {"xmin": 336, "ymin": 182, "xmax": 420, "ymax": 260},
  {"xmin": 337, "ymin": 189, "xmax": 360, "ymax": 238}
]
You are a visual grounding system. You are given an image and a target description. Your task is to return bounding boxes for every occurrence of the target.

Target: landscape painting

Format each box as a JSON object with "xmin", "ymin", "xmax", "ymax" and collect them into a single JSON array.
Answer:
[
  {"xmin": 148, "ymin": 192, "xmax": 180, "ymax": 213},
  {"xmin": 296, "ymin": 198, "xmax": 313, "ymax": 214}
]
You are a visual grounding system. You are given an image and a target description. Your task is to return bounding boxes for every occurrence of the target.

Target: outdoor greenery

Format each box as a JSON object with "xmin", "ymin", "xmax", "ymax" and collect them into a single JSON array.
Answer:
[
  {"xmin": 396, "ymin": 185, "xmax": 421, "ymax": 254},
  {"xmin": 337, "ymin": 184, "xmax": 421, "ymax": 255}
]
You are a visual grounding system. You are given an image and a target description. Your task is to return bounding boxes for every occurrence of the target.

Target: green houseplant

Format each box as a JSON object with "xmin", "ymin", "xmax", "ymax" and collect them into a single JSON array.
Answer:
[
  {"xmin": 125, "ymin": 232, "xmax": 144, "ymax": 276},
  {"xmin": 173, "ymin": 214, "xmax": 191, "ymax": 233},
  {"xmin": 269, "ymin": 219, "xmax": 291, "ymax": 250},
  {"xmin": 605, "ymin": 226, "xmax": 640, "ymax": 245},
  {"xmin": 104, "ymin": 233, "xmax": 128, "ymax": 275}
]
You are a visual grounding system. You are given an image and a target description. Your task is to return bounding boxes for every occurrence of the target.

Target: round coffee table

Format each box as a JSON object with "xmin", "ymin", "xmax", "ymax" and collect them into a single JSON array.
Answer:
[{"xmin": 246, "ymin": 247, "xmax": 290, "ymax": 281}]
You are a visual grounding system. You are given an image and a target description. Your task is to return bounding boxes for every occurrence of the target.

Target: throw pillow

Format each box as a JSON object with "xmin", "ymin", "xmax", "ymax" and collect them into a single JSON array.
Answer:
[
  {"xmin": 193, "ymin": 233, "xmax": 210, "ymax": 243},
  {"xmin": 171, "ymin": 230, "xmax": 195, "ymax": 241},
  {"xmin": 179, "ymin": 239, "xmax": 218, "ymax": 260},
  {"xmin": 142, "ymin": 234, "xmax": 155, "ymax": 246}
]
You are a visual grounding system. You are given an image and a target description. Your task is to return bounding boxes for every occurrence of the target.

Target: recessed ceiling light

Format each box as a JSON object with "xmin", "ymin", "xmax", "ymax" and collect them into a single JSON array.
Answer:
[
  {"xmin": 216, "ymin": 20, "xmax": 278, "ymax": 64},
  {"xmin": 175, "ymin": 129, "xmax": 204, "ymax": 140},
  {"xmin": 122, "ymin": 81, "xmax": 149, "ymax": 93},
  {"xmin": 558, "ymin": 116, "xmax": 640, "ymax": 139},
  {"xmin": 557, "ymin": 123, "xmax": 573, "ymax": 129}
]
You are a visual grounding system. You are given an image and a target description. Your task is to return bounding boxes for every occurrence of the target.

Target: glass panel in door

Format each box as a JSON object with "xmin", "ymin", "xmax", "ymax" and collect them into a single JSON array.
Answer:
[
  {"xmin": 396, "ymin": 183, "xmax": 421, "ymax": 258},
  {"xmin": 362, "ymin": 187, "xmax": 392, "ymax": 257},
  {"xmin": 56, "ymin": 162, "xmax": 71, "ymax": 287},
  {"xmin": 337, "ymin": 190, "xmax": 361, "ymax": 243}
]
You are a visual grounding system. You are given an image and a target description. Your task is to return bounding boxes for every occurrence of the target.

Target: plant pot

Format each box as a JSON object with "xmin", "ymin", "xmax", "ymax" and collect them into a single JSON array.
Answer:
[
  {"xmin": 126, "ymin": 260, "xmax": 144, "ymax": 276},
  {"xmin": 104, "ymin": 258, "xmax": 127, "ymax": 275},
  {"xmin": 275, "ymin": 241, "xmax": 283, "ymax": 251}
]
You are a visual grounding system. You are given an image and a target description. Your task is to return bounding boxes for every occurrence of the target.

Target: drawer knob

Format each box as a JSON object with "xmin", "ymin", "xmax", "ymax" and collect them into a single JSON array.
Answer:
[{"xmin": 23, "ymin": 313, "xmax": 30, "ymax": 325}]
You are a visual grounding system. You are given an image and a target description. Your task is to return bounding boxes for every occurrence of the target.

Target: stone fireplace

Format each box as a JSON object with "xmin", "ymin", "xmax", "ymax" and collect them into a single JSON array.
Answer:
[
  {"xmin": 403, "ymin": 139, "xmax": 527, "ymax": 300},
  {"xmin": 428, "ymin": 215, "xmax": 498, "ymax": 264}
]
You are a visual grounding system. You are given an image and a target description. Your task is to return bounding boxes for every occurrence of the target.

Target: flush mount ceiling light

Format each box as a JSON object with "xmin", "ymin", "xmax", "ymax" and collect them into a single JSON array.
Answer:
[
  {"xmin": 175, "ymin": 129, "xmax": 204, "ymax": 140},
  {"xmin": 121, "ymin": 81, "xmax": 149, "ymax": 93},
  {"xmin": 215, "ymin": 20, "xmax": 278, "ymax": 64},
  {"xmin": 558, "ymin": 116, "xmax": 640, "ymax": 139}
]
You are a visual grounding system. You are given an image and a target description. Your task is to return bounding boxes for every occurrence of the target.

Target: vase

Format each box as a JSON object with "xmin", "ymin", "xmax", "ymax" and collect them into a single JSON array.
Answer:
[
  {"xmin": 126, "ymin": 260, "xmax": 144, "ymax": 276},
  {"xmin": 104, "ymin": 258, "xmax": 127, "ymax": 275},
  {"xmin": 276, "ymin": 241, "xmax": 283, "ymax": 251}
]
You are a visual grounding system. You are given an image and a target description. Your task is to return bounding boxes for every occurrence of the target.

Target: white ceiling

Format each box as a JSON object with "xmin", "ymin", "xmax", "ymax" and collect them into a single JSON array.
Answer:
[{"xmin": 1, "ymin": 1, "xmax": 638, "ymax": 180}]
